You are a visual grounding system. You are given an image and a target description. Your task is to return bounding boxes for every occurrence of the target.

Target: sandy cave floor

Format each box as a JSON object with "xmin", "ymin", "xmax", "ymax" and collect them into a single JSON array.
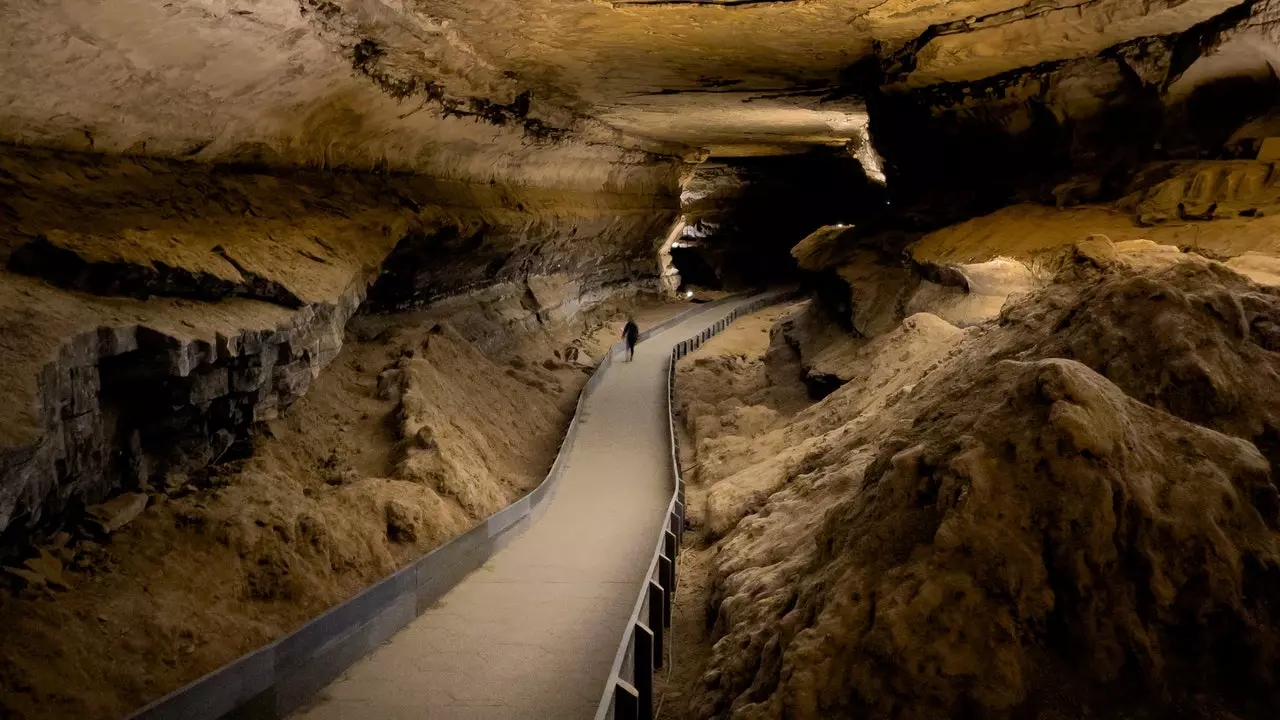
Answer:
[{"xmin": 0, "ymin": 294, "xmax": 686, "ymax": 720}]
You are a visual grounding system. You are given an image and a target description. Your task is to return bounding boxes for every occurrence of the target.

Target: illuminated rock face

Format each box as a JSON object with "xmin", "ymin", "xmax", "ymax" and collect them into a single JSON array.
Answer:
[
  {"xmin": 689, "ymin": 253, "xmax": 1280, "ymax": 720},
  {"xmin": 0, "ymin": 0, "xmax": 1278, "ymax": 548},
  {"xmin": 5, "ymin": 4, "xmax": 1280, "ymax": 720},
  {"xmin": 0, "ymin": 145, "xmax": 679, "ymax": 547},
  {"xmin": 3, "ymin": 0, "xmax": 1268, "ymax": 171}
]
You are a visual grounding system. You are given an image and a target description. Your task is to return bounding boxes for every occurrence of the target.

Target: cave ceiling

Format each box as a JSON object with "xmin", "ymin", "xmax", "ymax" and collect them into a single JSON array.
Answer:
[{"xmin": 0, "ymin": 0, "xmax": 1259, "ymax": 167}]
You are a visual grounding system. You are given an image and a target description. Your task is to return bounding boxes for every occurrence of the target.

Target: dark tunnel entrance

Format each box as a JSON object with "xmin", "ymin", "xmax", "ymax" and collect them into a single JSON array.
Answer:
[
  {"xmin": 678, "ymin": 147, "xmax": 887, "ymax": 290},
  {"xmin": 670, "ymin": 242, "xmax": 723, "ymax": 291}
]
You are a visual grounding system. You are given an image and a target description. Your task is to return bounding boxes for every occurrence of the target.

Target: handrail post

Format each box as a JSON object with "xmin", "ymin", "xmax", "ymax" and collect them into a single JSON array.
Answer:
[
  {"xmin": 614, "ymin": 680, "xmax": 640, "ymax": 720},
  {"xmin": 648, "ymin": 581, "xmax": 665, "ymax": 669},
  {"xmin": 664, "ymin": 530, "xmax": 678, "ymax": 593},
  {"xmin": 658, "ymin": 554, "xmax": 674, "ymax": 628},
  {"xmin": 634, "ymin": 623, "xmax": 655, "ymax": 720}
]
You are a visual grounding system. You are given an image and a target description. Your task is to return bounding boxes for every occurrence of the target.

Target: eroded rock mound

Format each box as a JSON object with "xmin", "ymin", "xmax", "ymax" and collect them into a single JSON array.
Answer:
[
  {"xmin": 1012, "ymin": 261, "xmax": 1280, "ymax": 496},
  {"xmin": 696, "ymin": 258, "xmax": 1280, "ymax": 720}
]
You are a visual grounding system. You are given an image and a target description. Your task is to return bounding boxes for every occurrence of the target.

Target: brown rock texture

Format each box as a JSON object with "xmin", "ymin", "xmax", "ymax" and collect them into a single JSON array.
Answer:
[
  {"xmin": 0, "ymin": 292, "xmax": 680, "ymax": 719},
  {"xmin": 0, "ymin": 144, "xmax": 680, "ymax": 553},
  {"xmin": 3, "ymin": 0, "xmax": 1272, "ymax": 170},
  {"xmin": 3, "ymin": 0, "xmax": 1280, "ymax": 716},
  {"xmin": 684, "ymin": 249, "xmax": 1280, "ymax": 719}
]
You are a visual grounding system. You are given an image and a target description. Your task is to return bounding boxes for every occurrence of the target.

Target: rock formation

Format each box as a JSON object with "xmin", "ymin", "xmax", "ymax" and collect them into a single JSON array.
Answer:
[
  {"xmin": 3, "ymin": 0, "xmax": 1280, "ymax": 716},
  {"xmin": 2, "ymin": 0, "xmax": 1276, "ymax": 549},
  {"xmin": 678, "ymin": 245, "xmax": 1280, "ymax": 719},
  {"xmin": 0, "ymin": 144, "xmax": 680, "ymax": 550}
]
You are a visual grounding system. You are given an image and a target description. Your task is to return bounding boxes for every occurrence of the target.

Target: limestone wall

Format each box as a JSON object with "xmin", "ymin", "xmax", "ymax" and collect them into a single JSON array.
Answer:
[{"xmin": 0, "ymin": 145, "xmax": 681, "ymax": 551}]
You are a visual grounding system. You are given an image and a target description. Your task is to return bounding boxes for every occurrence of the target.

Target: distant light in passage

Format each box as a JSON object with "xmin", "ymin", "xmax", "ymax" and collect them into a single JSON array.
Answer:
[{"xmin": 685, "ymin": 290, "xmax": 694, "ymax": 298}]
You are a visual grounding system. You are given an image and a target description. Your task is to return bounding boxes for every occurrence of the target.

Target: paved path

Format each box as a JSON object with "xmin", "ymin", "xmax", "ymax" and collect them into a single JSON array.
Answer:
[{"xmin": 293, "ymin": 297, "xmax": 759, "ymax": 720}]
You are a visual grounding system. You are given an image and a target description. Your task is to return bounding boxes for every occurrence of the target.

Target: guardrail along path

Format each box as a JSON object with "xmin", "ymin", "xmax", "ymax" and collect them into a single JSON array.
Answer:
[{"xmin": 293, "ymin": 296, "xmax": 767, "ymax": 720}]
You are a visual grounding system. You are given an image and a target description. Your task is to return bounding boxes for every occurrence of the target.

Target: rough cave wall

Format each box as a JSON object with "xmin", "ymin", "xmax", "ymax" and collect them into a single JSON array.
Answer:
[
  {"xmin": 688, "ymin": 242, "xmax": 1280, "ymax": 720},
  {"xmin": 365, "ymin": 212, "xmax": 676, "ymax": 312},
  {"xmin": 785, "ymin": 1, "xmax": 1280, "ymax": 334},
  {"xmin": 679, "ymin": 150, "xmax": 886, "ymax": 290},
  {"xmin": 0, "ymin": 144, "xmax": 681, "ymax": 554},
  {"xmin": 9, "ymin": 0, "xmax": 1274, "ymax": 565},
  {"xmin": 863, "ymin": 0, "xmax": 1280, "ymax": 226}
]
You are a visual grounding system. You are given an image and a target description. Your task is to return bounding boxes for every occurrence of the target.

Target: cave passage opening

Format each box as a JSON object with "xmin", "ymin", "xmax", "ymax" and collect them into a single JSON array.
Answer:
[
  {"xmin": 670, "ymin": 238, "xmax": 723, "ymax": 292},
  {"xmin": 673, "ymin": 145, "xmax": 889, "ymax": 292}
]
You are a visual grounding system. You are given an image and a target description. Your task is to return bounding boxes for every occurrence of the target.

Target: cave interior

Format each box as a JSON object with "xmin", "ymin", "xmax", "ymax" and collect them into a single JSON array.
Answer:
[{"xmin": 3, "ymin": 0, "xmax": 1280, "ymax": 717}]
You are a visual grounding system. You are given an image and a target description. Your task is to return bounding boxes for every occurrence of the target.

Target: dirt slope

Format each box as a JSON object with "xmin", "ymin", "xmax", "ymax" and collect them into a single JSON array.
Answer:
[
  {"xmin": 674, "ymin": 245, "xmax": 1280, "ymax": 719},
  {"xmin": 0, "ymin": 296, "xmax": 680, "ymax": 719}
]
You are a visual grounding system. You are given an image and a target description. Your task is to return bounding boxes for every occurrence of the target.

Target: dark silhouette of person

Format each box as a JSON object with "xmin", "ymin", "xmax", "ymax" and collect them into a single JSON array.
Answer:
[{"xmin": 622, "ymin": 317, "xmax": 640, "ymax": 361}]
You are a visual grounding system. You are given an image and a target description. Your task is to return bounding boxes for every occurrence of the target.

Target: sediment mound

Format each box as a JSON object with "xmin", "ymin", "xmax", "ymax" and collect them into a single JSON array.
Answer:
[
  {"xmin": 695, "ymin": 255, "xmax": 1280, "ymax": 719},
  {"xmin": 0, "ymin": 304, "xmax": 626, "ymax": 719},
  {"xmin": 1012, "ymin": 260, "xmax": 1280, "ymax": 496}
]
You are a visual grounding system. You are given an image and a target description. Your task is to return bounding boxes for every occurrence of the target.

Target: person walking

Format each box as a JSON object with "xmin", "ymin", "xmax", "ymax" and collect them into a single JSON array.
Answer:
[{"xmin": 622, "ymin": 317, "xmax": 640, "ymax": 361}]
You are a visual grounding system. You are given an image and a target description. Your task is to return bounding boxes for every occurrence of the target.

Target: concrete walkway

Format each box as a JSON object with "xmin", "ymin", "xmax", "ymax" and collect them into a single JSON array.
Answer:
[{"xmin": 293, "ymin": 297, "xmax": 759, "ymax": 720}]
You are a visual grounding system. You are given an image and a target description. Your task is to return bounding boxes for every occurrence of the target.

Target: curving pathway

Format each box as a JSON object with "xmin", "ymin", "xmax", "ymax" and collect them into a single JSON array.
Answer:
[{"xmin": 292, "ymin": 296, "xmax": 764, "ymax": 720}]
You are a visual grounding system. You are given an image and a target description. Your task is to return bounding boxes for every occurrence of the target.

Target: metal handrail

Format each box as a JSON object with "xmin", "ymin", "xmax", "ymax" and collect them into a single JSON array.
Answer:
[{"xmin": 593, "ymin": 289, "xmax": 796, "ymax": 720}]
